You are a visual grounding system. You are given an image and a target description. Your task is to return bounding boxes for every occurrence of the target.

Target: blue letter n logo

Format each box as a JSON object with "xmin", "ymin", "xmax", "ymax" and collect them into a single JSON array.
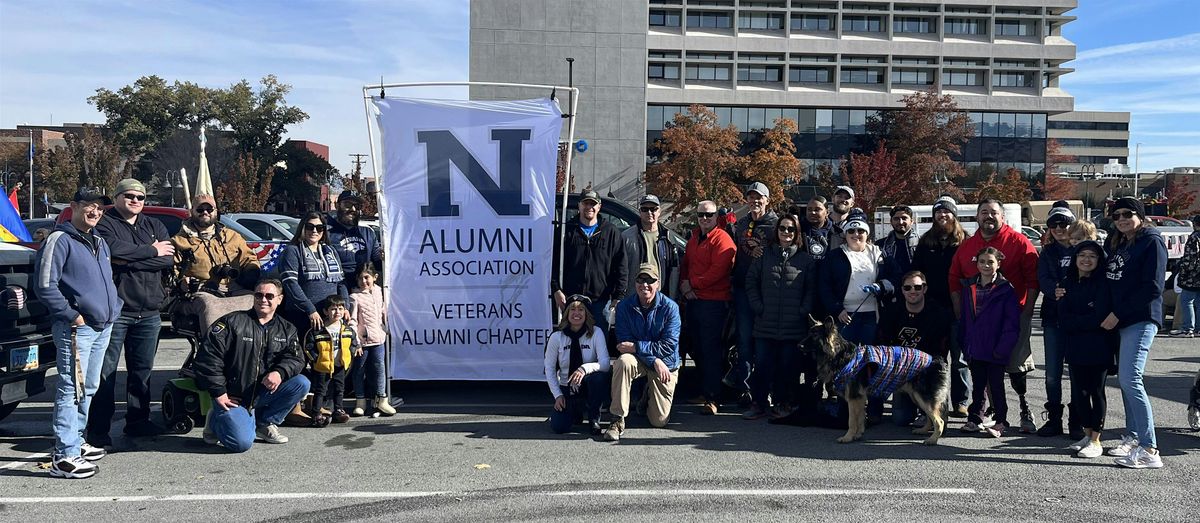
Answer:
[{"xmin": 417, "ymin": 129, "xmax": 532, "ymax": 217}]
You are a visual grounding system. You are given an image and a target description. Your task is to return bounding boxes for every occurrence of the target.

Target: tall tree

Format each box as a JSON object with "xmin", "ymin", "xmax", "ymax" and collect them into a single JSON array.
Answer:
[
  {"xmin": 1165, "ymin": 174, "xmax": 1199, "ymax": 217},
  {"xmin": 744, "ymin": 117, "xmax": 801, "ymax": 211},
  {"xmin": 645, "ymin": 104, "xmax": 743, "ymax": 211},
  {"xmin": 345, "ymin": 159, "xmax": 378, "ymax": 217},
  {"xmin": 842, "ymin": 141, "xmax": 906, "ymax": 217},
  {"xmin": 1038, "ymin": 173, "xmax": 1078, "ymax": 202},
  {"xmin": 89, "ymin": 76, "xmax": 222, "ymax": 159},
  {"xmin": 271, "ymin": 143, "xmax": 336, "ymax": 214},
  {"xmin": 970, "ymin": 167, "xmax": 1032, "ymax": 204},
  {"xmin": 215, "ymin": 152, "xmax": 273, "ymax": 212},
  {"xmin": 867, "ymin": 88, "xmax": 973, "ymax": 202},
  {"xmin": 31, "ymin": 125, "xmax": 124, "ymax": 201}
]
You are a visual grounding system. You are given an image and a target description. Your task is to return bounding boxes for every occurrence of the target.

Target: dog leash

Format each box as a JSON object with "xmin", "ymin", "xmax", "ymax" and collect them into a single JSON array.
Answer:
[{"xmin": 838, "ymin": 287, "xmax": 877, "ymax": 337}]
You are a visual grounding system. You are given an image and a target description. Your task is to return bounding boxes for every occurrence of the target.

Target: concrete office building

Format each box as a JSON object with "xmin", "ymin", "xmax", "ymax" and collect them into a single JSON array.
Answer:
[
  {"xmin": 470, "ymin": 0, "xmax": 1077, "ymax": 199},
  {"xmin": 1047, "ymin": 110, "xmax": 1130, "ymax": 174}
]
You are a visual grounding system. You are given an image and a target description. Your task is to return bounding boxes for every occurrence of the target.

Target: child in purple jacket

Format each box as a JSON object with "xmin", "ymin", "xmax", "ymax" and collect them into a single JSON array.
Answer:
[{"xmin": 960, "ymin": 247, "xmax": 1021, "ymax": 437}]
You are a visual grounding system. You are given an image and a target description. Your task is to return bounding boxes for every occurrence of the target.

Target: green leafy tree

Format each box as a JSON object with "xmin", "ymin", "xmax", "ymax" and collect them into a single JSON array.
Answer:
[
  {"xmin": 271, "ymin": 143, "xmax": 337, "ymax": 213},
  {"xmin": 32, "ymin": 125, "xmax": 124, "ymax": 201}
]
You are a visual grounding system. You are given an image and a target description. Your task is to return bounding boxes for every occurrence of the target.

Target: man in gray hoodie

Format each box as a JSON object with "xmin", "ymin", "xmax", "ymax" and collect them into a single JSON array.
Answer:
[{"xmin": 35, "ymin": 187, "xmax": 123, "ymax": 479}]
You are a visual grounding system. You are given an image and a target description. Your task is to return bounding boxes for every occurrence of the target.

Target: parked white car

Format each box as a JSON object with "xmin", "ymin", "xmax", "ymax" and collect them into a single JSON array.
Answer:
[{"xmin": 226, "ymin": 213, "xmax": 300, "ymax": 242}]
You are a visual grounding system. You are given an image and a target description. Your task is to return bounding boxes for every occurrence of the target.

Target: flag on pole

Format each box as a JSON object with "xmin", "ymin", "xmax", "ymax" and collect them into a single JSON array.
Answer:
[{"xmin": 0, "ymin": 187, "xmax": 31, "ymax": 242}]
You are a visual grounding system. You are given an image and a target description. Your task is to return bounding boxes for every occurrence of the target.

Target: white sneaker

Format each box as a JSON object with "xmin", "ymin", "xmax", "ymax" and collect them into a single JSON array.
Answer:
[
  {"xmin": 1077, "ymin": 441, "xmax": 1103, "ymax": 458},
  {"xmin": 80, "ymin": 443, "xmax": 106, "ymax": 462},
  {"xmin": 255, "ymin": 424, "xmax": 288, "ymax": 444},
  {"xmin": 50, "ymin": 456, "xmax": 97, "ymax": 479},
  {"xmin": 1107, "ymin": 435, "xmax": 1138, "ymax": 457},
  {"xmin": 1068, "ymin": 435, "xmax": 1092, "ymax": 452},
  {"xmin": 1114, "ymin": 446, "xmax": 1164, "ymax": 469}
]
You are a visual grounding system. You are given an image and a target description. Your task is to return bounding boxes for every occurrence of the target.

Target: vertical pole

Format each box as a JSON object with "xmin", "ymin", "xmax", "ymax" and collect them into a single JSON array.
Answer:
[
  {"xmin": 555, "ymin": 59, "xmax": 576, "ymax": 325},
  {"xmin": 28, "ymin": 130, "xmax": 34, "ymax": 218},
  {"xmin": 1133, "ymin": 142, "xmax": 1142, "ymax": 196}
]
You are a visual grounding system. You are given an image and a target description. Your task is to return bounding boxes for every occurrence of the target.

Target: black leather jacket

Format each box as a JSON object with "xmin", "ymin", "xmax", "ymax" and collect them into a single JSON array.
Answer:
[{"xmin": 194, "ymin": 309, "xmax": 305, "ymax": 408}]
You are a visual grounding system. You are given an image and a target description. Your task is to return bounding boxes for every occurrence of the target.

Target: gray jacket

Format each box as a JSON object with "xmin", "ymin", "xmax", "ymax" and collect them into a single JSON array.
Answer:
[{"xmin": 745, "ymin": 243, "xmax": 816, "ymax": 340}]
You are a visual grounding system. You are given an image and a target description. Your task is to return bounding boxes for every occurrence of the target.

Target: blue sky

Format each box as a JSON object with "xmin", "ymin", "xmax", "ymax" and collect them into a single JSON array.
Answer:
[{"xmin": 1, "ymin": 0, "xmax": 1197, "ymax": 175}]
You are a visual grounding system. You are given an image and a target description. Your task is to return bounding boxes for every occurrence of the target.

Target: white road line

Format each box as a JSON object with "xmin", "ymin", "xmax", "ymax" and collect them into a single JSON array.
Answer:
[
  {"xmin": 0, "ymin": 492, "xmax": 447, "ymax": 503},
  {"xmin": 0, "ymin": 450, "xmax": 50, "ymax": 471},
  {"xmin": 549, "ymin": 488, "xmax": 977, "ymax": 496}
]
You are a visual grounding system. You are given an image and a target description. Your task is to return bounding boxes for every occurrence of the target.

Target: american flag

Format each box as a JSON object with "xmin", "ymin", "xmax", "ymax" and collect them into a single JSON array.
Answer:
[{"xmin": 250, "ymin": 242, "xmax": 287, "ymax": 273}]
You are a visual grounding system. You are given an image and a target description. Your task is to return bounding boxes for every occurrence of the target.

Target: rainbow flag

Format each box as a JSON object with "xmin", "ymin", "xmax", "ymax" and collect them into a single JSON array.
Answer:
[{"xmin": 0, "ymin": 185, "xmax": 31, "ymax": 242}]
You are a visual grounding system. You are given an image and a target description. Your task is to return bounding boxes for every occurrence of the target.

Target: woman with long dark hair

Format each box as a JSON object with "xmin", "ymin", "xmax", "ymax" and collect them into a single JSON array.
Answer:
[
  {"xmin": 280, "ymin": 211, "xmax": 348, "ymax": 337},
  {"xmin": 1102, "ymin": 197, "xmax": 1167, "ymax": 469},
  {"xmin": 913, "ymin": 196, "xmax": 969, "ymax": 417}
]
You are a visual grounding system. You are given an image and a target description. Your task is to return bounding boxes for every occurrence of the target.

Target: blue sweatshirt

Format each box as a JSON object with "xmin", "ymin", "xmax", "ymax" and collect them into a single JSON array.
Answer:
[
  {"xmin": 1104, "ymin": 227, "xmax": 1167, "ymax": 328},
  {"xmin": 34, "ymin": 222, "xmax": 122, "ymax": 328},
  {"xmin": 614, "ymin": 293, "xmax": 681, "ymax": 370}
]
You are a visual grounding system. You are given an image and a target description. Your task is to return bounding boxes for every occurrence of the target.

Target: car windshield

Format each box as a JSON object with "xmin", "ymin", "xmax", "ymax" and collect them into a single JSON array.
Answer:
[{"xmin": 276, "ymin": 218, "xmax": 299, "ymax": 236}]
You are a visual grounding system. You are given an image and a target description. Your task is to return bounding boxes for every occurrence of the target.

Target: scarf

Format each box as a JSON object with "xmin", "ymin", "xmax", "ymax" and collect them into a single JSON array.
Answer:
[{"xmin": 564, "ymin": 326, "xmax": 587, "ymax": 375}]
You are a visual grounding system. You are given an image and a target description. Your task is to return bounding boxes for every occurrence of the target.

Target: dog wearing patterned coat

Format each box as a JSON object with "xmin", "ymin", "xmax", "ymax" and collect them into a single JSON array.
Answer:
[{"xmin": 804, "ymin": 315, "xmax": 950, "ymax": 445}]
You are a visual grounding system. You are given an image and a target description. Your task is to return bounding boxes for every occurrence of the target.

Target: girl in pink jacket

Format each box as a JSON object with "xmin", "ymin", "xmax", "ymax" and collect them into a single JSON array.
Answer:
[{"xmin": 348, "ymin": 266, "xmax": 396, "ymax": 416}]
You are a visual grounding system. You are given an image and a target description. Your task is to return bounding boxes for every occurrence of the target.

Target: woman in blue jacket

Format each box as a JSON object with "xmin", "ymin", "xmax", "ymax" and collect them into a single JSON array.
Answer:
[
  {"xmin": 280, "ymin": 212, "xmax": 348, "ymax": 338},
  {"xmin": 1055, "ymin": 241, "xmax": 1115, "ymax": 458},
  {"xmin": 1102, "ymin": 197, "xmax": 1167, "ymax": 469}
]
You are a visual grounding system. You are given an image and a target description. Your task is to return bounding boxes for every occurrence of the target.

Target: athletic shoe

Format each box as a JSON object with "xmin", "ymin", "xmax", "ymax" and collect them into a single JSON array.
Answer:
[
  {"xmin": 960, "ymin": 421, "xmax": 982, "ymax": 433},
  {"xmin": 255, "ymin": 424, "xmax": 289, "ymax": 444},
  {"xmin": 331, "ymin": 410, "xmax": 350, "ymax": 424},
  {"xmin": 742, "ymin": 405, "xmax": 769, "ymax": 420},
  {"xmin": 1077, "ymin": 441, "xmax": 1104, "ymax": 458},
  {"xmin": 768, "ymin": 404, "xmax": 794, "ymax": 420},
  {"xmin": 1019, "ymin": 410, "xmax": 1036, "ymax": 434},
  {"xmin": 700, "ymin": 401, "xmax": 719, "ymax": 416},
  {"xmin": 603, "ymin": 418, "xmax": 624, "ymax": 442},
  {"xmin": 50, "ymin": 456, "xmax": 97, "ymax": 479},
  {"xmin": 986, "ymin": 422, "xmax": 1007, "ymax": 438},
  {"xmin": 1188, "ymin": 405, "xmax": 1200, "ymax": 431},
  {"xmin": 589, "ymin": 420, "xmax": 603, "ymax": 436},
  {"xmin": 1068, "ymin": 435, "xmax": 1092, "ymax": 452},
  {"xmin": 910, "ymin": 412, "xmax": 928, "ymax": 428},
  {"xmin": 1114, "ymin": 446, "xmax": 1164, "ymax": 469},
  {"xmin": 1172, "ymin": 330, "xmax": 1195, "ymax": 338},
  {"xmin": 1107, "ymin": 435, "xmax": 1138, "ymax": 457},
  {"xmin": 948, "ymin": 405, "xmax": 969, "ymax": 418},
  {"xmin": 80, "ymin": 443, "xmax": 106, "ymax": 462}
]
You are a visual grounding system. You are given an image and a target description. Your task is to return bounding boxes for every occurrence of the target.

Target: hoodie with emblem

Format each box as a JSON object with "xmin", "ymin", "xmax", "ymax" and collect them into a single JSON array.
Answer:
[
  {"xmin": 34, "ymin": 221, "xmax": 123, "ymax": 328},
  {"xmin": 1104, "ymin": 226, "xmax": 1167, "ymax": 328}
]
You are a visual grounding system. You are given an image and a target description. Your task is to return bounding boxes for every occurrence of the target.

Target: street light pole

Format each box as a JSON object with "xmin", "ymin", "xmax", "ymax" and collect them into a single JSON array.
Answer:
[{"xmin": 1133, "ymin": 142, "xmax": 1143, "ymax": 196}]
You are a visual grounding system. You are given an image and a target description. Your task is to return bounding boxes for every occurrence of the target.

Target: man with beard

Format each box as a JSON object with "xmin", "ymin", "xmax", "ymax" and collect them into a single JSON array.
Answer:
[
  {"xmin": 725, "ymin": 182, "xmax": 777, "ymax": 396},
  {"xmin": 170, "ymin": 194, "xmax": 262, "ymax": 332},
  {"xmin": 325, "ymin": 190, "xmax": 382, "ymax": 277},
  {"xmin": 799, "ymin": 195, "xmax": 841, "ymax": 262},
  {"xmin": 830, "ymin": 185, "xmax": 855, "ymax": 231},
  {"xmin": 949, "ymin": 199, "xmax": 1040, "ymax": 433},
  {"xmin": 879, "ymin": 205, "xmax": 919, "ymax": 309},
  {"xmin": 88, "ymin": 179, "xmax": 175, "ymax": 446},
  {"xmin": 879, "ymin": 271, "xmax": 951, "ymax": 426}
]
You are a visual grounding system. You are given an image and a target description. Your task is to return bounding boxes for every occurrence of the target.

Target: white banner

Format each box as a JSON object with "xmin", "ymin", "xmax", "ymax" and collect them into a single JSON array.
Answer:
[{"xmin": 372, "ymin": 97, "xmax": 562, "ymax": 380}]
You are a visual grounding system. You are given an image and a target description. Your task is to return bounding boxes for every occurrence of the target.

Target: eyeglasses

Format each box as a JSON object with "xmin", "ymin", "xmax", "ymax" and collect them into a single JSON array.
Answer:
[
  {"xmin": 1049, "ymin": 222, "xmax": 1070, "ymax": 229},
  {"xmin": 696, "ymin": 212, "xmax": 716, "ymax": 218},
  {"xmin": 635, "ymin": 276, "xmax": 658, "ymax": 285},
  {"xmin": 195, "ymin": 204, "xmax": 215, "ymax": 214},
  {"xmin": 902, "ymin": 284, "xmax": 926, "ymax": 291},
  {"xmin": 1110, "ymin": 210, "xmax": 1135, "ymax": 220},
  {"xmin": 777, "ymin": 226, "xmax": 797, "ymax": 233},
  {"xmin": 122, "ymin": 193, "xmax": 146, "ymax": 202},
  {"xmin": 253, "ymin": 292, "xmax": 278, "ymax": 301},
  {"xmin": 304, "ymin": 223, "xmax": 326, "ymax": 232},
  {"xmin": 639, "ymin": 207, "xmax": 659, "ymax": 214}
]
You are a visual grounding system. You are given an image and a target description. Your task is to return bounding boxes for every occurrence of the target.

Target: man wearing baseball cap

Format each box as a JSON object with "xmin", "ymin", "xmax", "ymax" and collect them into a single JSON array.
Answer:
[
  {"xmin": 726, "ymin": 182, "xmax": 777, "ymax": 395},
  {"xmin": 88, "ymin": 179, "xmax": 176, "ymax": 445},
  {"xmin": 325, "ymin": 190, "xmax": 381, "ymax": 277},
  {"xmin": 621, "ymin": 194, "xmax": 681, "ymax": 300},
  {"xmin": 35, "ymin": 187, "xmax": 123, "ymax": 478},
  {"xmin": 552, "ymin": 188, "xmax": 627, "ymax": 331},
  {"xmin": 831, "ymin": 185, "xmax": 856, "ymax": 232}
]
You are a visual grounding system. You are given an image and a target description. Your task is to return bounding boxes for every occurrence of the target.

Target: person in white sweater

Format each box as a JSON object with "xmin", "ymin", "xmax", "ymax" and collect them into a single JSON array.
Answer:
[{"xmin": 544, "ymin": 295, "xmax": 611, "ymax": 435}]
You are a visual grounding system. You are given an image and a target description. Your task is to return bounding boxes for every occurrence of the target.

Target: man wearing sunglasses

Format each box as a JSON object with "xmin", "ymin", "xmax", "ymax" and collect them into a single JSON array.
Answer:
[
  {"xmin": 621, "ymin": 194, "xmax": 681, "ymax": 300},
  {"xmin": 879, "ymin": 271, "xmax": 952, "ymax": 426},
  {"xmin": 170, "ymin": 193, "xmax": 262, "ymax": 332},
  {"xmin": 88, "ymin": 179, "xmax": 176, "ymax": 446},
  {"xmin": 194, "ymin": 279, "xmax": 309, "ymax": 452}
]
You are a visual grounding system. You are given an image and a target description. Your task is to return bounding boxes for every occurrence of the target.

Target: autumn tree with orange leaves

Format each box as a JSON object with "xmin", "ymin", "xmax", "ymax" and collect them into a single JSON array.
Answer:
[
  {"xmin": 216, "ymin": 152, "xmax": 274, "ymax": 212},
  {"xmin": 970, "ymin": 167, "xmax": 1032, "ymax": 204},
  {"xmin": 1165, "ymin": 174, "xmax": 1199, "ymax": 217},
  {"xmin": 744, "ymin": 117, "xmax": 801, "ymax": 211},
  {"xmin": 842, "ymin": 141, "xmax": 907, "ymax": 219},
  {"xmin": 867, "ymin": 88, "xmax": 972, "ymax": 202},
  {"xmin": 645, "ymin": 104, "xmax": 743, "ymax": 211},
  {"xmin": 1038, "ymin": 138, "xmax": 1078, "ymax": 201}
]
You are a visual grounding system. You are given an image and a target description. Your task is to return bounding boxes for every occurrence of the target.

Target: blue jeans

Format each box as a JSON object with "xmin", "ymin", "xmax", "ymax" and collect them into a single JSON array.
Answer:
[
  {"xmin": 1179, "ymin": 289, "xmax": 1198, "ymax": 332},
  {"xmin": 350, "ymin": 344, "xmax": 387, "ymax": 398},
  {"xmin": 726, "ymin": 288, "xmax": 755, "ymax": 391},
  {"xmin": 549, "ymin": 371, "xmax": 611, "ymax": 433},
  {"xmin": 687, "ymin": 299, "xmax": 729, "ymax": 401},
  {"xmin": 209, "ymin": 374, "xmax": 311, "ymax": 453},
  {"xmin": 52, "ymin": 321, "xmax": 113, "ymax": 460},
  {"xmin": 1117, "ymin": 321, "xmax": 1158, "ymax": 449},
  {"xmin": 88, "ymin": 313, "xmax": 162, "ymax": 442},
  {"xmin": 949, "ymin": 321, "xmax": 970, "ymax": 408},
  {"xmin": 751, "ymin": 338, "xmax": 797, "ymax": 408},
  {"xmin": 1042, "ymin": 325, "xmax": 1066, "ymax": 406},
  {"xmin": 892, "ymin": 393, "xmax": 919, "ymax": 426}
]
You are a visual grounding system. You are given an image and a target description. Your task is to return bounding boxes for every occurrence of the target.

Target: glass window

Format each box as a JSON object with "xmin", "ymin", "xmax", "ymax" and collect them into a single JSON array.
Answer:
[
  {"xmin": 649, "ymin": 10, "xmax": 682, "ymax": 27},
  {"xmin": 893, "ymin": 17, "xmax": 932, "ymax": 33},
  {"xmin": 891, "ymin": 69, "xmax": 932, "ymax": 85},
  {"xmin": 995, "ymin": 19, "xmax": 1034, "ymax": 36},
  {"xmin": 686, "ymin": 65, "xmax": 730, "ymax": 81},
  {"xmin": 748, "ymin": 107, "xmax": 767, "ymax": 130},
  {"xmin": 999, "ymin": 113, "xmax": 1016, "ymax": 138},
  {"xmin": 941, "ymin": 70, "xmax": 981, "ymax": 86},
  {"xmin": 715, "ymin": 106, "xmax": 732, "ymax": 128},
  {"xmin": 791, "ymin": 14, "xmax": 832, "ymax": 31},
  {"xmin": 765, "ymin": 108, "xmax": 783, "ymax": 127},
  {"xmin": 840, "ymin": 68, "xmax": 882, "ymax": 84},
  {"xmin": 781, "ymin": 108, "xmax": 799, "ymax": 128},
  {"xmin": 797, "ymin": 109, "xmax": 816, "ymax": 133},
  {"xmin": 789, "ymin": 67, "xmax": 831, "ymax": 83},
  {"xmin": 732, "ymin": 107, "xmax": 749, "ymax": 131},
  {"xmin": 687, "ymin": 11, "xmax": 733, "ymax": 29},
  {"xmin": 944, "ymin": 18, "xmax": 985, "ymax": 35},
  {"xmin": 1015, "ymin": 113, "xmax": 1032, "ymax": 138},
  {"xmin": 648, "ymin": 63, "xmax": 680, "ymax": 80},
  {"xmin": 992, "ymin": 72, "xmax": 1033, "ymax": 87},
  {"xmin": 647, "ymin": 106, "xmax": 664, "ymax": 131},
  {"xmin": 842, "ymin": 15, "xmax": 883, "ymax": 32},
  {"xmin": 738, "ymin": 12, "xmax": 784, "ymax": 30},
  {"xmin": 968, "ymin": 112, "xmax": 983, "ymax": 136},
  {"xmin": 982, "ymin": 113, "xmax": 998, "ymax": 137},
  {"xmin": 848, "ymin": 110, "xmax": 866, "ymax": 134},
  {"xmin": 832, "ymin": 109, "xmax": 849, "ymax": 134},
  {"xmin": 1032, "ymin": 113, "xmax": 1047, "ymax": 137},
  {"xmin": 816, "ymin": 109, "xmax": 833, "ymax": 133},
  {"xmin": 738, "ymin": 65, "xmax": 782, "ymax": 82}
]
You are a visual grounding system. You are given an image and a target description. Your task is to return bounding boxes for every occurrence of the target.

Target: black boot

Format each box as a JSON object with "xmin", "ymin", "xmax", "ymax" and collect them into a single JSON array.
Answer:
[
  {"xmin": 1066, "ymin": 402, "xmax": 1085, "ymax": 440},
  {"xmin": 1036, "ymin": 403, "xmax": 1064, "ymax": 437}
]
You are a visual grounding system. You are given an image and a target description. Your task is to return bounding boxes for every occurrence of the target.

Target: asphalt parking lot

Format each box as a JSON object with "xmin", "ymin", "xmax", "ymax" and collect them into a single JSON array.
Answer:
[{"xmin": 1, "ymin": 325, "xmax": 1197, "ymax": 521}]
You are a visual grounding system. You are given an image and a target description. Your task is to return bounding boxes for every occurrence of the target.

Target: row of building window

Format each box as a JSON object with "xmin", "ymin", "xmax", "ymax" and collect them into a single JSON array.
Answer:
[
  {"xmin": 650, "ymin": 64, "xmax": 1038, "ymax": 88},
  {"xmin": 1054, "ymin": 138, "xmax": 1131, "ymax": 148},
  {"xmin": 1047, "ymin": 121, "xmax": 1130, "ymax": 131},
  {"xmin": 646, "ymin": 105, "xmax": 1050, "ymax": 140},
  {"xmin": 651, "ymin": 9, "xmax": 1038, "ymax": 36},
  {"xmin": 651, "ymin": 51, "xmax": 1055, "ymax": 68}
]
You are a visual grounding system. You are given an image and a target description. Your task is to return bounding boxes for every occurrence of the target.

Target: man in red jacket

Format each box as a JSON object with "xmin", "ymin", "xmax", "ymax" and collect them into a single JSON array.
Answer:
[
  {"xmin": 679, "ymin": 200, "xmax": 736, "ymax": 415},
  {"xmin": 949, "ymin": 199, "xmax": 1040, "ymax": 432}
]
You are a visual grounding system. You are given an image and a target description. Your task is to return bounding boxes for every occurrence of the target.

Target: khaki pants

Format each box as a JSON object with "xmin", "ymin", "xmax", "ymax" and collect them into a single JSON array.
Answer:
[
  {"xmin": 1007, "ymin": 314, "xmax": 1036, "ymax": 373},
  {"xmin": 610, "ymin": 354, "xmax": 678, "ymax": 428}
]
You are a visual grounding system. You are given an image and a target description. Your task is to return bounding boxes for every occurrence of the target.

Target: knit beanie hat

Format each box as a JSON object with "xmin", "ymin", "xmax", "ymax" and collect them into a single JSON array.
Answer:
[
  {"xmin": 933, "ymin": 196, "xmax": 958, "ymax": 216},
  {"xmin": 1110, "ymin": 196, "xmax": 1145, "ymax": 217}
]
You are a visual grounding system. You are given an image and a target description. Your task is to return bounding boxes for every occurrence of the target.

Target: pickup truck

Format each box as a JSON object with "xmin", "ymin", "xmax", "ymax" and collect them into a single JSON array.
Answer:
[{"xmin": 0, "ymin": 242, "xmax": 57, "ymax": 422}]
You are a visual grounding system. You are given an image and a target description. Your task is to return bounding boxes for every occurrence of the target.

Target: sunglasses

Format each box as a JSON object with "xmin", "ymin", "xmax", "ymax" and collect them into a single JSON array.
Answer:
[
  {"xmin": 640, "ymin": 207, "xmax": 660, "ymax": 213},
  {"xmin": 847, "ymin": 229, "xmax": 867, "ymax": 235},
  {"xmin": 635, "ymin": 276, "xmax": 658, "ymax": 285},
  {"xmin": 340, "ymin": 203, "xmax": 361, "ymax": 211},
  {"xmin": 902, "ymin": 284, "xmax": 926, "ymax": 291},
  {"xmin": 1110, "ymin": 210, "xmax": 1135, "ymax": 220},
  {"xmin": 1049, "ymin": 222, "xmax": 1070, "ymax": 229},
  {"xmin": 777, "ymin": 226, "xmax": 797, "ymax": 233},
  {"xmin": 304, "ymin": 223, "xmax": 326, "ymax": 232},
  {"xmin": 253, "ymin": 292, "xmax": 278, "ymax": 301},
  {"xmin": 696, "ymin": 212, "xmax": 716, "ymax": 218},
  {"xmin": 195, "ymin": 204, "xmax": 215, "ymax": 214},
  {"xmin": 122, "ymin": 193, "xmax": 146, "ymax": 202}
]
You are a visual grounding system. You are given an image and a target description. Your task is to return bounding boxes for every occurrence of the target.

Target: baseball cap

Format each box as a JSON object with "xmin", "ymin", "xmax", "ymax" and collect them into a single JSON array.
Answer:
[
  {"xmin": 579, "ymin": 188, "xmax": 601, "ymax": 204},
  {"xmin": 835, "ymin": 185, "xmax": 855, "ymax": 199},
  {"xmin": 745, "ymin": 182, "xmax": 769, "ymax": 199},
  {"xmin": 193, "ymin": 193, "xmax": 217, "ymax": 209},
  {"xmin": 638, "ymin": 194, "xmax": 661, "ymax": 207},
  {"xmin": 113, "ymin": 178, "xmax": 147, "ymax": 196},
  {"xmin": 636, "ymin": 262, "xmax": 660, "ymax": 282},
  {"xmin": 72, "ymin": 187, "xmax": 112, "ymax": 205},
  {"xmin": 338, "ymin": 190, "xmax": 365, "ymax": 203}
]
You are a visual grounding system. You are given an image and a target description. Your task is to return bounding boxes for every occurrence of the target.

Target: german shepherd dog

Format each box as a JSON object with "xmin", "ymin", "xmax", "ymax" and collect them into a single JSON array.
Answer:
[{"xmin": 803, "ymin": 316, "xmax": 949, "ymax": 445}]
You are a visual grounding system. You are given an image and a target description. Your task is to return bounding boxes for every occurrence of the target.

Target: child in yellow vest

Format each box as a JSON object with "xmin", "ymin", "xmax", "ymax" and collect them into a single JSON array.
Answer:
[{"xmin": 304, "ymin": 296, "xmax": 359, "ymax": 426}]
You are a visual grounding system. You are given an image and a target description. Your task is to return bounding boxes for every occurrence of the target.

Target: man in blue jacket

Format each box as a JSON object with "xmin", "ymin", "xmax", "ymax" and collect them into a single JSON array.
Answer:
[
  {"xmin": 604, "ymin": 263, "xmax": 681, "ymax": 442},
  {"xmin": 88, "ymin": 179, "xmax": 176, "ymax": 445},
  {"xmin": 35, "ymin": 187, "xmax": 123, "ymax": 479}
]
